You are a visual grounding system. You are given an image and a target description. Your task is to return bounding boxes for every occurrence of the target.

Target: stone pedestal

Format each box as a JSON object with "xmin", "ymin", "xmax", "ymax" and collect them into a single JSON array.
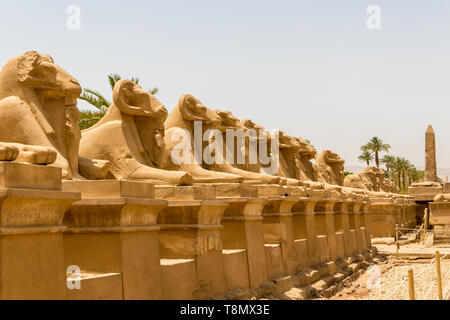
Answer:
[
  {"xmin": 62, "ymin": 180, "xmax": 166, "ymax": 300},
  {"xmin": 341, "ymin": 201, "xmax": 357, "ymax": 256},
  {"xmin": 361, "ymin": 201, "xmax": 372, "ymax": 248},
  {"xmin": 156, "ymin": 186, "xmax": 229, "ymax": 299},
  {"xmin": 220, "ymin": 196, "xmax": 267, "ymax": 289},
  {"xmin": 368, "ymin": 197, "xmax": 397, "ymax": 237},
  {"xmin": 332, "ymin": 202, "xmax": 346, "ymax": 260},
  {"xmin": 317, "ymin": 199, "xmax": 343, "ymax": 261},
  {"xmin": 409, "ymin": 184, "xmax": 443, "ymax": 202},
  {"xmin": 444, "ymin": 183, "xmax": 450, "ymax": 194},
  {"xmin": 352, "ymin": 202, "xmax": 364, "ymax": 253},
  {"xmin": 0, "ymin": 162, "xmax": 80, "ymax": 300},
  {"xmin": 291, "ymin": 198, "xmax": 311, "ymax": 269},
  {"xmin": 260, "ymin": 194, "xmax": 299, "ymax": 276},
  {"xmin": 429, "ymin": 201, "xmax": 450, "ymax": 236}
]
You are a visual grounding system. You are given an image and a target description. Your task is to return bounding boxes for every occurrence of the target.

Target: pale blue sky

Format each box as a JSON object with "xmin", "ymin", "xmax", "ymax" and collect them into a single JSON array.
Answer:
[{"xmin": 1, "ymin": 0, "xmax": 449, "ymax": 168}]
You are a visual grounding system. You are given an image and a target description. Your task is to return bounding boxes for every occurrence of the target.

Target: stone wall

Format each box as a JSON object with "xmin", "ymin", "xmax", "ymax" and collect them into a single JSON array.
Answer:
[
  {"xmin": 0, "ymin": 161, "xmax": 417, "ymax": 299},
  {"xmin": 0, "ymin": 50, "xmax": 416, "ymax": 299}
]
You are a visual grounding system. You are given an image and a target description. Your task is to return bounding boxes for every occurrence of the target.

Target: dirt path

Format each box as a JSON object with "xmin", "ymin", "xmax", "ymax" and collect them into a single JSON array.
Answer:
[{"xmin": 329, "ymin": 256, "xmax": 450, "ymax": 300}]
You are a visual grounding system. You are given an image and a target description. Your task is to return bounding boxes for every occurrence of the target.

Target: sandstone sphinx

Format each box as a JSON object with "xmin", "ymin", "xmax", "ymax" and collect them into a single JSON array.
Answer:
[
  {"xmin": 212, "ymin": 110, "xmax": 281, "ymax": 184},
  {"xmin": 236, "ymin": 120, "xmax": 299, "ymax": 186},
  {"xmin": 434, "ymin": 193, "xmax": 450, "ymax": 202},
  {"xmin": 0, "ymin": 141, "xmax": 58, "ymax": 164},
  {"xmin": 239, "ymin": 118, "xmax": 280, "ymax": 175},
  {"xmin": 277, "ymin": 131, "xmax": 330, "ymax": 188},
  {"xmin": 80, "ymin": 80, "xmax": 193, "ymax": 185},
  {"xmin": 344, "ymin": 166, "xmax": 393, "ymax": 197},
  {"xmin": 215, "ymin": 111, "xmax": 257, "ymax": 173},
  {"xmin": 164, "ymin": 94, "xmax": 245, "ymax": 183},
  {"xmin": 0, "ymin": 51, "xmax": 109, "ymax": 179},
  {"xmin": 239, "ymin": 120, "xmax": 324, "ymax": 188},
  {"xmin": 312, "ymin": 149, "xmax": 361, "ymax": 194},
  {"xmin": 296, "ymin": 137, "xmax": 318, "ymax": 182},
  {"xmin": 314, "ymin": 150, "xmax": 345, "ymax": 186},
  {"xmin": 276, "ymin": 131, "xmax": 303, "ymax": 186},
  {"xmin": 361, "ymin": 167, "xmax": 393, "ymax": 194}
]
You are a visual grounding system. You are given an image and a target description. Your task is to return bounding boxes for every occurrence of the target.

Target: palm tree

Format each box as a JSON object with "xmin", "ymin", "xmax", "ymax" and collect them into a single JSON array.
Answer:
[
  {"xmin": 78, "ymin": 74, "xmax": 159, "ymax": 129},
  {"xmin": 416, "ymin": 170, "xmax": 425, "ymax": 183},
  {"xmin": 409, "ymin": 166, "xmax": 425, "ymax": 184},
  {"xmin": 358, "ymin": 151, "xmax": 374, "ymax": 167},
  {"xmin": 361, "ymin": 137, "xmax": 391, "ymax": 168},
  {"xmin": 392, "ymin": 157, "xmax": 410, "ymax": 194},
  {"xmin": 381, "ymin": 155, "xmax": 396, "ymax": 177}
]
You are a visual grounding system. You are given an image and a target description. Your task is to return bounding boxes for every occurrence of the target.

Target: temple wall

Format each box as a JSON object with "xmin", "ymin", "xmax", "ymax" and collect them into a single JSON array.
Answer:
[{"xmin": 0, "ymin": 161, "xmax": 414, "ymax": 300}]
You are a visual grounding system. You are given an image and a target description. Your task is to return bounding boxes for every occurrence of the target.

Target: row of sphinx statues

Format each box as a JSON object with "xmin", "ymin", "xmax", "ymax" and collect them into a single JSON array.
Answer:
[{"xmin": 0, "ymin": 51, "xmax": 398, "ymax": 196}]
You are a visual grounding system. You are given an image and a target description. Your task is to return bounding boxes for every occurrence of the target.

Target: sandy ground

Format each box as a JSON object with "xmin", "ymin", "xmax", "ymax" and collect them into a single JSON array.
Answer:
[{"xmin": 330, "ymin": 241, "xmax": 450, "ymax": 300}]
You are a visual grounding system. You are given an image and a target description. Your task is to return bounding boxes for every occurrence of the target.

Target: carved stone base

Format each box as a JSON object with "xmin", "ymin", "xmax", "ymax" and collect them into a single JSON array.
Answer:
[
  {"xmin": 62, "ymin": 180, "xmax": 166, "ymax": 300},
  {"xmin": 0, "ymin": 162, "xmax": 79, "ymax": 300}
]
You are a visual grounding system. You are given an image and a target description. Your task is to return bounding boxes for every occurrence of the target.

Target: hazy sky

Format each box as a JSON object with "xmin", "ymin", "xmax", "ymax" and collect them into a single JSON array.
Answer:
[{"xmin": 1, "ymin": 0, "xmax": 449, "ymax": 168}]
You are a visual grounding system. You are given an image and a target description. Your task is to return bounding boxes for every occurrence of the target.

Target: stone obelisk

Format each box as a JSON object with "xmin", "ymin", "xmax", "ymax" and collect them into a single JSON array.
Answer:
[{"xmin": 425, "ymin": 125, "xmax": 438, "ymax": 182}]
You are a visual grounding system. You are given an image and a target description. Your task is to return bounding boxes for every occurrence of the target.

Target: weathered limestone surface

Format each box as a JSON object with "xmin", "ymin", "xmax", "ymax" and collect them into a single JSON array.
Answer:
[
  {"xmin": 62, "ymin": 180, "xmax": 167, "ymax": 300},
  {"xmin": 219, "ymin": 186, "xmax": 268, "ymax": 289},
  {"xmin": 410, "ymin": 126, "xmax": 442, "ymax": 193},
  {"xmin": 0, "ymin": 51, "xmax": 109, "ymax": 180},
  {"xmin": 425, "ymin": 125, "xmax": 438, "ymax": 182},
  {"xmin": 80, "ymin": 80, "xmax": 192, "ymax": 186},
  {"xmin": 409, "ymin": 126, "xmax": 443, "ymax": 230},
  {"xmin": 343, "ymin": 164, "xmax": 416, "ymax": 237},
  {"xmin": 429, "ymin": 194, "xmax": 450, "ymax": 237},
  {"xmin": 155, "ymin": 185, "xmax": 237, "ymax": 299},
  {"xmin": 0, "ymin": 162, "xmax": 80, "ymax": 300},
  {"xmin": 0, "ymin": 161, "xmax": 380, "ymax": 300},
  {"xmin": 0, "ymin": 51, "xmax": 394, "ymax": 300}
]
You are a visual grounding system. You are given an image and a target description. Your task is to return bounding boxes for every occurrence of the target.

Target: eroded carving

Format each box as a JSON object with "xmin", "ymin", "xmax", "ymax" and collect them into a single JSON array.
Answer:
[
  {"xmin": 0, "ymin": 51, "xmax": 107, "ymax": 179},
  {"xmin": 80, "ymin": 80, "xmax": 193, "ymax": 185}
]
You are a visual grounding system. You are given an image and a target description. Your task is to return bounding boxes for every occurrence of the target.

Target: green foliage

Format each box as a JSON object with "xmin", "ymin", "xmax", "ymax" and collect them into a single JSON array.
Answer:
[
  {"xmin": 344, "ymin": 171, "xmax": 354, "ymax": 177},
  {"xmin": 358, "ymin": 150, "xmax": 374, "ymax": 166},
  {"xmin": 382, "ymin": 155, "xmax": 423, "ymax": 194},
  {"xmin": 357, "ymin": 139, "xmax": 423, "ymax": 194},
  {"xmin": 79, "ymin": 110, "xmax": 106, "ymax": 130},
  {"xmin": 79, "ymin": 89, "xmax": 111, "ymax": 111},
  {"xmin": 361, "ymin": 137, "xmax": 391, "ymax": 167}
]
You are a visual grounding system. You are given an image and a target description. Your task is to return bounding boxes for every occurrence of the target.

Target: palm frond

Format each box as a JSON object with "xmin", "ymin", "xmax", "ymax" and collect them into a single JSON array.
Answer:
[
  {"xmin": 78, "ymin": 109, "xmax": 107, "ymax": 130},
  {"xmin": 108, "ymin": 74, "xmax": 122, "ymax": 90},
  {"xmin": 149, "ymin": 87, "xmax": 160, "ymax": 95},
  {"xmin": 79, "ymin": 89, "xmax": 111, "ymax": 110}
]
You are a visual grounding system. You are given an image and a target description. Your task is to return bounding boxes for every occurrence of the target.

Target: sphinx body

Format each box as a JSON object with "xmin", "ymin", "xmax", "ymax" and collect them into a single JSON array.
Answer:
[
  {"xmin": 344, "ymin": 166, "xmax": 395, "ymax": 197},
  {"xmin": 267, "ymin": 130, "xmax": 324, "ymax": 188},
  {"xmin": 212, "ymin": 110, "xmax": 281, "ymax": 184},
  {"xmin": 239, "ymin": 119, "xmax": 324, "ymax": 188},
  {"xmin": 238, "ymin": 121, "xmax": 325, "ymax": 188},
  {"xmin": 0, "ymin": 51, "xmax": 108, "ymax": 179},
  {"xmin": 314, "ymin": 150, "xmax": 345, "ymax": 186},
  {"xmin": 434, "ymin": 194, "xmax": 450, "ymax": 202},
  {"xmin": 80, "ymin": 80, "xmax": 192, "ymax": 185},
  {"xmin": 239, "ymin": 118, "xmax": 278, "ymax": 175},
  {"xmin": 295, "ymin": 137, "xmax": 318, "ymax": 182},
  {"xmin": 164, "ymin": 94, "xmax": 245, "ymax": 183}
]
